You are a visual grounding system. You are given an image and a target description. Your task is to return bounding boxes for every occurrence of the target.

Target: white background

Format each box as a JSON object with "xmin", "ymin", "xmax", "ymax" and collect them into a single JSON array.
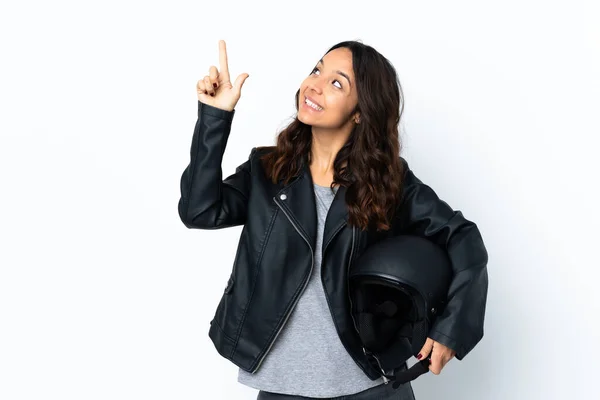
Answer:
[{"xmin": 1, "ymin": 1, "xmax": 598, "ymax": 399}]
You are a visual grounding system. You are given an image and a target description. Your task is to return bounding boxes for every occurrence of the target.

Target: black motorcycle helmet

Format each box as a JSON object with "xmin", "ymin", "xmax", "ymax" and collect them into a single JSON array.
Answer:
[{"xmin": 349, "ymin": 235, "xmax": 452, "ymax": 388}]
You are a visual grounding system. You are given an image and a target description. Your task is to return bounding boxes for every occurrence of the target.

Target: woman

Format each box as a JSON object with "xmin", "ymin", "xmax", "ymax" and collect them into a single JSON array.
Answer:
[{"xmin": 178, "ymin": 40, "xmax": 489, "ymax": 399}]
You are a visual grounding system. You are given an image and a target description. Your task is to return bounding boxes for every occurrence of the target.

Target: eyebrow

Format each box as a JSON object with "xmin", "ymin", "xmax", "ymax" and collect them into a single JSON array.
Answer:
[{"xmin": 317, "ymin": 59, "xmax": 352, "ymax": 88}]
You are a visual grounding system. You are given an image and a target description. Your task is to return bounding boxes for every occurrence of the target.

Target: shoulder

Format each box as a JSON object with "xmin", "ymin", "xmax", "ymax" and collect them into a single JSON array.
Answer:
[
  {"xmin": 399, "ymin": 155, "xmax": 423, "ymax": 187},
  {"xmin": 245, "ymin": 146, "xmax": 276, "ymax": 180},
  {"xmin": 249, "ymin": 146, "xmax": 277, "ymax": 171},
  {"xmin": 252, "ymin": 145, "xmax": 276, "ymax": 158},
  {"xmin": 251, "ymin": 146, "xmax": 277, "ymax": 157}
]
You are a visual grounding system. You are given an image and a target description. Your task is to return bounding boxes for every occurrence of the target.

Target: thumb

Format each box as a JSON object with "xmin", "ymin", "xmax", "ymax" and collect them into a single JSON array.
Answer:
[
  {"xmin": 234, "ymin": 73, "xmax": 249, "ymax": 93},
  {"xmin": 417, "ymin": 337, "xmax": 434, "ymax": 360}
]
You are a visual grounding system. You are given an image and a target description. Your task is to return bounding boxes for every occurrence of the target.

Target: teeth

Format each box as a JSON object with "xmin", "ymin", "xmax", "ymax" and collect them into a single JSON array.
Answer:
[{"xmin": 305, "ymin": 98, "xmax": 323, "ymax": 111}]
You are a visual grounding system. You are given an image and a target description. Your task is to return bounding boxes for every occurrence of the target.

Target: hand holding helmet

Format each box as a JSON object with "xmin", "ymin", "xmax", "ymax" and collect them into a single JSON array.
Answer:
[
  {"xmin": 417, "ymin": 336, "xmax": 456, "ymax": 376},
  {"xmin": 349, "ymin": 234, "xmax": 455, "ymax": 388}
]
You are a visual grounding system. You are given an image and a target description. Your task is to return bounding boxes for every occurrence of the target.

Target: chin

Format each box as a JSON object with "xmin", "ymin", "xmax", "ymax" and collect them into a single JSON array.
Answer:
[{"xmin": 297, "ymin": 112, "xmax": 313, "ymax": 125}]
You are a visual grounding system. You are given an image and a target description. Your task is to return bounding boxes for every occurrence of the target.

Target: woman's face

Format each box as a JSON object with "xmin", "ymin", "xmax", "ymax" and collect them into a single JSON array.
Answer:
[{"xmin": 297, "ymin": 47, "xmax": 359, "ymax": 129}]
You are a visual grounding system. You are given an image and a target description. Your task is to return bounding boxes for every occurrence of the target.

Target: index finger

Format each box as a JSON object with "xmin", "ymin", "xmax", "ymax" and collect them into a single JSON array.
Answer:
[{"xmin": 218, "ymin": 40, "xmax": 230, "ymax": 82}]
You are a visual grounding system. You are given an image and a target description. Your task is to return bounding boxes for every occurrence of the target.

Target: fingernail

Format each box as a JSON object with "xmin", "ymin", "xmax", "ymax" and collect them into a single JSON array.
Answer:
[{"xmin": 417, "ymin": 353, "xmax": 422, "ymax": 359}]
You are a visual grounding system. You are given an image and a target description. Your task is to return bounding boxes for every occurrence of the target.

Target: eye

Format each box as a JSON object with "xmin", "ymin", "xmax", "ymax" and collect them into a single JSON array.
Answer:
[{"xmin": 311, "ymin": 67, "xmax": 343, "ymax": 89}]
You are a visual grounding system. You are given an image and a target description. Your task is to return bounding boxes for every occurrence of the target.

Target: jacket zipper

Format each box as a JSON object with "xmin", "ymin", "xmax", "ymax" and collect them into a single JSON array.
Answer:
[
  {"xmin": 362, "ymin": 347, "xmax": 390, "ymax": 383},
  {"xmin": 347, "ymin": 226, "xmax": 359, "ymax": 333},
  {"xmin": 251, "ymin": 196, "xmax": 315, "ymax": 373}
]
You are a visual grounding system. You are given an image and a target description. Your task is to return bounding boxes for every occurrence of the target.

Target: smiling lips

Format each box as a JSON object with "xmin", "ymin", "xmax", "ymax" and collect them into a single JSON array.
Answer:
[{"xmin": 304, "ymin": 95, "xmax": 324, "ymax": 111}]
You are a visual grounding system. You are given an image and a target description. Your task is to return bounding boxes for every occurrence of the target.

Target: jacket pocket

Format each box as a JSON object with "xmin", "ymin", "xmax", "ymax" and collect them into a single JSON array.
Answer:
[
  {"xmin": 211, "ymin": 224, "xmax": 247, "ymax": 336},
  {"xmin": 224, "ymin": 274, "xmax": 235, "ymax": 294},
  {"xmin": 223, "ymin": 224, "xmax": 247, "ymax": 294}
]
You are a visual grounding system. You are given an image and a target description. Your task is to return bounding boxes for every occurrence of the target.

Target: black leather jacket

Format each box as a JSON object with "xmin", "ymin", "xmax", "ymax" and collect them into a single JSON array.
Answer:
[{"xmin": 178, "ymin": 101, "xmax": 489, "ymax": 380}]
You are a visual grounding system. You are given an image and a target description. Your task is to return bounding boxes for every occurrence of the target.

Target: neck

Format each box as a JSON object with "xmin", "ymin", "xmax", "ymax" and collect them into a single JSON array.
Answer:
[{"xmin": 309, "ymin": 125, "xmax": 352, "ymax": 174}]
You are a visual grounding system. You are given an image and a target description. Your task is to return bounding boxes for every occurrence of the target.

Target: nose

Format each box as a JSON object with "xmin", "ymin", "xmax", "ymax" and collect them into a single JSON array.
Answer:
[{"xmin": 307, "ymin": 75, "xmax": 325, "ymax": 94}]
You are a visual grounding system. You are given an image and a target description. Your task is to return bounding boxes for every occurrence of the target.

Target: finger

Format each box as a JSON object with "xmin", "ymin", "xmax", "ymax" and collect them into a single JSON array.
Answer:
[
  {"xmin": 218, "ymin": 40, "xmax": 230, "ymax": 82},
  {"xmin": 429, "ymin": 354, "xmax": 443, "ymax": 375},
  {"xmin": 417, "ymin": 337, "xmax": 434, "ymax": 360},
  {"xmin": 204, "ymin": 76, "xmax": 214, "ymax": 96},
  {"xmin": 233, "ymin": 73, "xmax": 249, "ymax": 94},
  {"xmin": 209, "ymin": 65, "xmax": 219, "ymax": 90},
  {"xmin": 196, "ymin": 79, "xmax": 207, "ymax": 95}
]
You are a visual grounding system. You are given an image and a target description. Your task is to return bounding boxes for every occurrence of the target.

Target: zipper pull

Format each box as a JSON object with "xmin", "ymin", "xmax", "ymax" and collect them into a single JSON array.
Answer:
[{"xmin": 363, "ymin": 347, "xmax": 391, "ymax": 383}]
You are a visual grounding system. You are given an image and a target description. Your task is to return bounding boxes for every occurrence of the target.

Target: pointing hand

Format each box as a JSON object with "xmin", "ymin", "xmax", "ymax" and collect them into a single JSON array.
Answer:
[{"xmin": 196, "ymin": 40, "xmax": 249, "ymax": 112}]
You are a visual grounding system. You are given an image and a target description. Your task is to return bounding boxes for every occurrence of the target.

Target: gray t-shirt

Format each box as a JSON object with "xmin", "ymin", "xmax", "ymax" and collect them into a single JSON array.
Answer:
[{"xmin": 237, "ymin": 183, "xmax": 384, "ymax": 397}]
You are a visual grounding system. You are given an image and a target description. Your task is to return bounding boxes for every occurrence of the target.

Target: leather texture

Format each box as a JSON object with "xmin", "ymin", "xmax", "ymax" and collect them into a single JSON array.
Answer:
[{"xmin": 178, "ymin": 101, "xmax": 489, "ymax": 380}]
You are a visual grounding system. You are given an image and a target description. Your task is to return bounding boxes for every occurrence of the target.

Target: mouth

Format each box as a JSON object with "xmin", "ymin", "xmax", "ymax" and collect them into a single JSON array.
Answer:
[{"xmin": 303, "ymin": 95, "xmax": 324, "ymax": 111}]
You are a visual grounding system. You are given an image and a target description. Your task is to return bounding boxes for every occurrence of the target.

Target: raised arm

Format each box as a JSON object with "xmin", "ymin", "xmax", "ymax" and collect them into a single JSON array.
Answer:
[
  {"xmin": 178, "ymin": 101, "xmax": 255, "ymax": 229},
  {"xmin": 178, "ymin": 40, "xmax": 252, "ymax": 229}
]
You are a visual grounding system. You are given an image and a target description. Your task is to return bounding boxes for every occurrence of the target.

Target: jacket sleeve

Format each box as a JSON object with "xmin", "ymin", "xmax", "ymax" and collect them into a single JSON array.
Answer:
[
  {"xmin": 394, "ymin": 159, "xmax": 489, "ymax": 360},
  {"xmin": 178, "ymin": 100, "xmax": 255, "ymax": 229}
]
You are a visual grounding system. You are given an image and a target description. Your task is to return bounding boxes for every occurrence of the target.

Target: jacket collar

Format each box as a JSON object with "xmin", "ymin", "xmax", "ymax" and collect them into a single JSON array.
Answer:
[{"xmin": 274, "ymin": 161, "xmax": 349, "ymax": 252}]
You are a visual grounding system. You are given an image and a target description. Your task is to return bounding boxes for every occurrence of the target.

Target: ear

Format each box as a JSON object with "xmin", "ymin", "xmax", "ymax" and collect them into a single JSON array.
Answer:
[{"xmin": 354, "ymin": 112, "xmax": 361, "ymax": 124}]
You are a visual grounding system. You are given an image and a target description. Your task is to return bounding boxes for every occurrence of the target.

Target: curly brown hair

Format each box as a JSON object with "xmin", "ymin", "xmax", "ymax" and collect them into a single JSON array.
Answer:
[{"xmin": 257, "ymin": 40, "xmax": 406, "ymax": 233}]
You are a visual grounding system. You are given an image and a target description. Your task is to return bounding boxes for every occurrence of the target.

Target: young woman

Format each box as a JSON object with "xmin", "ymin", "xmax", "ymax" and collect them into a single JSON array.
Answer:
[{"xmin": 178, "ymin": 40, "xmax": 489, "ymax": 400}]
